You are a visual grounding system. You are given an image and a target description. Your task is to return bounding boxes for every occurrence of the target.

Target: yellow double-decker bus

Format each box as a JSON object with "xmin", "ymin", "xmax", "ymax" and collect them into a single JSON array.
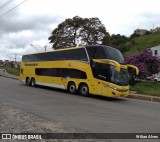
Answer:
[{"xmin": 20, "ymin": 45, "xmax": 139, "ymax": 97}]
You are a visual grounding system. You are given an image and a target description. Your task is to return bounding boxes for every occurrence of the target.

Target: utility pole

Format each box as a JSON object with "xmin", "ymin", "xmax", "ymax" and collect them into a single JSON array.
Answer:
[
  {"xmin": 14, "ymin": 54, "xmax": 17, "ymax": 62},
  {"xmin": 44, "ymin": 45, "xmax": 47, "ymax": 51}
]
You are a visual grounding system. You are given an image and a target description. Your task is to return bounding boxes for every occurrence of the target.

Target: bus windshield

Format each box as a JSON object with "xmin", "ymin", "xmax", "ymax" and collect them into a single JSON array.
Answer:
[
  {"xmin": 110, "ymin": 66, "xmax": 129, "ymax": 86},
  {"xmin": 103, "ymin": 46, "xmax": 125, "ymax": 64},
  {"xmin": 91, "ymin": 62, "xmax": 129, "ymax": 86}
]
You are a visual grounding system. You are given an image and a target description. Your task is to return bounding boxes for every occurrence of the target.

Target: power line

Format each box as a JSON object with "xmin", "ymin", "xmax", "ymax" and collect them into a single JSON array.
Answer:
[
  {"xmin": 0, "ymin": 0, "xmax": 13, "ymax": 9},
  {"xmin": 0, "ymin": 0, "xmax": 29, "ymax": 18},
  {"xmin": 0, "ymin": 0, "xmax": 15, "ymax": 12},
  {"xmin": 7, "ymin": 54, "xmax": 22, "ymax": 62}
]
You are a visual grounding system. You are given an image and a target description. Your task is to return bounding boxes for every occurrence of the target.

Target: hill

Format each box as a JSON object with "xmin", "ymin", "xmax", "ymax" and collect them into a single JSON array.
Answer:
[{"xmin": 124, "ymin": 32, "xmax": 160, "ymax": 56}]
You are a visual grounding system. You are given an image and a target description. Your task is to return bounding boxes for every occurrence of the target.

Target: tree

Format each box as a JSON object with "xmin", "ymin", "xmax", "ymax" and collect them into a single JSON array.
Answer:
[
  {"xmin": 111, "ymin": 34, "xmax": 128, "ymax": 47},
  {"xmin": 102, "ymin": 32, "xmax": 111, "ymax": 46},
  {"xmin": 48, "ymin": 16, "xmax": 107, "ymax": 49},
  {"xmin": 125, "ymin": 49, "xmax": 160, "ymax": 79},
  {"xmin": 110, "ymin": 34, "xmax": 129, "ymax": 54},
  {"xmin": 130, "ymin": 33, "xmax": 140, "ymax": 39}
]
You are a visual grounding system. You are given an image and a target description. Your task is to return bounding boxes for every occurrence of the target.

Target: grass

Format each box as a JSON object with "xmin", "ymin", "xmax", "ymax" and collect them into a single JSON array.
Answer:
[
  {"xmin": 130, "ymin": 81, "xmax": 160, "ymax": 97},
  {"xmin": 0, "ymin": 67, "xmax": 19, "ymax": 76},
  {"xmin": 124, "ymin": 32, "xmax": 160, "ymax": 56}
]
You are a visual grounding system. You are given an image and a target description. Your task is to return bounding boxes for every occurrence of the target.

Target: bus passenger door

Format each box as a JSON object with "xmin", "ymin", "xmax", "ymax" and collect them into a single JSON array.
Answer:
[{"xmin": 91, "ymin": 62, "xmax": 110, "ymax": 96}]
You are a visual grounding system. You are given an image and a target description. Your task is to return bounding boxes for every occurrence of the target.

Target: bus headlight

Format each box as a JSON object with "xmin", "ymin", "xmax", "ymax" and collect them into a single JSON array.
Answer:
[
  {"xmin": 108, "ymin": 85, "xmax": 117, "ymax": 90},
  {"xmin": 103, "ymin": 83, "xmax": 128, "ymax": 93},
  {"xmin": 108, "ymin": 85, "xmax": 128, "ymax": 92},
  {"xmin": 116, "ymin": 88, "xmax": 128, "ymax": 92}
]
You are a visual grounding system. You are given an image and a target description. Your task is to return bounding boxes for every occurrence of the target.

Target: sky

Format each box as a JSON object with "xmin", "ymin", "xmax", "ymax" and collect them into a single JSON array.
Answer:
[{"xmin": 0, "ymin": 0, "xmax": 160, "ymax": 61}]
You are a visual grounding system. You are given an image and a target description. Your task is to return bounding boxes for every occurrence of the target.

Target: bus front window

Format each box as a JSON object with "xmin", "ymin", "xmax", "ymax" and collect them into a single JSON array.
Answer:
[
  {"xmin": 110, "ymin": 66, "xmax": 129, "ymax": 86},
  {"xmin": 91, "ymin": 62, "xmax": 129, "ymax": 86}
]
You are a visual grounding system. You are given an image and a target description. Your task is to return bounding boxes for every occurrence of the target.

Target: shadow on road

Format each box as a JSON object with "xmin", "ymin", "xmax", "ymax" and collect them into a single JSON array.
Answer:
[{"xmin": 21, "ymin": 84, "xmax": 126, "ymax": 103}]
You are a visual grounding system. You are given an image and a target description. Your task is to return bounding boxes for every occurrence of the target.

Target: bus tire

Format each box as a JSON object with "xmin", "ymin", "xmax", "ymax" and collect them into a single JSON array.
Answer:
[
  {"xmin": 31, "ymin": 78, "xmax": 36, "ymax": 87},
  {"xmin": 67, "ymin": 82, "xmax": 77, "ymax": 94},
  {"xmin": 26, "ymin": 77, "xmax": 31, "ymax": 86},
  {"xmin": 79, "ymin": 83, "xmax": 89, "ymax": 96}
]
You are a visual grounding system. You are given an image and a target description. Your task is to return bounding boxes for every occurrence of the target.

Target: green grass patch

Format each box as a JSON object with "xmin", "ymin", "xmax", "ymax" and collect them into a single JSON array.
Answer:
[
  {"xmin": 124, "ymin": 32, "xmax": 160, "ymax": 56},
  {"xmin": 0, "ymin": 67, "xmax": 19, "ymax": 76},
  {"xmin": 130, "ymin": 81, "xmax": 160, "ymax": 97}
]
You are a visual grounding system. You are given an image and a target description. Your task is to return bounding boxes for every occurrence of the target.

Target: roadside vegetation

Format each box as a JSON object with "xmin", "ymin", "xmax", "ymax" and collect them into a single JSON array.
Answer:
[
  {"xmin": 124, "ymin": 32, "xmax": 160, "ymax": 56},
  {"xmin": 0, "ymin": 67, "xmax": 19, "ymax": 76},
  {"xmin": 130, "ymin": 81, "xmax": 160, "ymax": 97}
]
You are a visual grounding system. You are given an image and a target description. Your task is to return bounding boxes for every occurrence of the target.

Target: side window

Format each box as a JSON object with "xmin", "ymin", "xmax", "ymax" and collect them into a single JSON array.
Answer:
[
  {"xmin": 60, "ymin": 69, "xmax": 70, "ymax": 77},
  {"xmin": 86, "ymin": 46, "xmax": 106, "ymax": 59},
  {"xmin": 91, "ymin": 62, "xmax": 110, "ymax": 81},
  {"xmin": 22, "ymin": 55, "xmax": 30, "ymax": 62},
  {"xmin": 73, "ymin": 48, "xmax": 88, "ymax": 61},
  {"xmin": 35, "ymin": 68, "xmax": 87, "ymax": 79},
  {"xmin": 35, "ymin": 68, "xmax": 59, "ymax": 77},
  {"xmin": 22, "ymin": 54, "xmax": 37, "ymax": 62},
  {"xmin": 60, "ymin": 68, "xmax": 87, "ymax": 79},
  {"xmin": 155, "ymin": 50, "xmax": 158, "ymax": 56},
  {"xmin": 95, "ymin": 47, "xmax": 106, "ymax": 58},
  {"xmin": 69, "ymin": 69, "xmax": 87, "ymax": 79},
  {"xmin": 35, "ymin": 68, "xmax": 42, "ymax": 75},
  {"xmin": 86, "ymin": 46, "xmax": 96, "ymax": 59}
]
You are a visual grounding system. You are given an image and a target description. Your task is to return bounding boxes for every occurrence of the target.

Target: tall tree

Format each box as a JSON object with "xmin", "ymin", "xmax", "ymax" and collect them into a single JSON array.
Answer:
[{"xmin": 48, "ymin": 16, "xmax": 107, "ymax": 49}]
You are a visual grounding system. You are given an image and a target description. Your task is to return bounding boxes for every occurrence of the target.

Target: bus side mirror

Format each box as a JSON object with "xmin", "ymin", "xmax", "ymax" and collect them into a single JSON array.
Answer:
[
  {"xmin": 92, "ymin": 59, "xmax": 121, "ymax": 72},
  {"xmin": 127, "ymin": 64, "xmax": 139, "ymax": 76}
]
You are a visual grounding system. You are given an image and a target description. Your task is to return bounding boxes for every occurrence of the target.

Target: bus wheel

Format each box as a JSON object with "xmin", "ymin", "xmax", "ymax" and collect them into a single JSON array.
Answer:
[
  {"xmin": 26, "ymin": 77, "xmax": 31, "ymax": 86},
  {"xmin": 79, "ymin": 83, "xmax": 89, "ymax": 96},
  {"xmin": 31, "ymin": 78, "xmax": 36, "ymax": 87},
  {"xmin": 68, "ymin": 82, "xmax": 76, "ymax": 94}
]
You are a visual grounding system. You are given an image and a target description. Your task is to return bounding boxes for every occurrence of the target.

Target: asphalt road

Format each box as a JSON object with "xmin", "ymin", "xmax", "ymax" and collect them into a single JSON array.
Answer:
[{"xmin": 0, "ymin": 76, "xmax": 160, "ymax": 133}]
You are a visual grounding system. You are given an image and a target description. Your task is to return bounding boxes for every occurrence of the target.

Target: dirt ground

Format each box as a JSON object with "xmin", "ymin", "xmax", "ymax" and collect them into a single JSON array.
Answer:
[{"xmin": 0, "ymin": 103, "xmax": 108, "ymax": 142}]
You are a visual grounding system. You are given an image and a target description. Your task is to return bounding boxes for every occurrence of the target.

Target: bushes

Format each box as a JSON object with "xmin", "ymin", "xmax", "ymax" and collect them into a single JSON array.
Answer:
[{"xmin": 126, "ymin": 49, "xmax": 160, "ymax": 79}]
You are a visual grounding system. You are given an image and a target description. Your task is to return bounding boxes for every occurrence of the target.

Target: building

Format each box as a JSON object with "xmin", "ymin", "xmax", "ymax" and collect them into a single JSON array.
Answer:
[
  {"xmin": 0, "ymin": 60, "xmax": 4, "ymax": 67},
  {"xmin": 0, "ymin": 60, "xmax": 20, "ymax": 68},
  {"xmin": 150, "ymin": 45, "xmax": 160, "ymax": 81},
  {"xmin": 150, "ymin": 27, "xmax": 160, "ymax": 33},
  {"xmin": 150, "ymin": 45, "xmax": 160, "ymax": 57},
  {"xmin": 134, "ymin": 29, "xmax": 148, "ymax": 35}
]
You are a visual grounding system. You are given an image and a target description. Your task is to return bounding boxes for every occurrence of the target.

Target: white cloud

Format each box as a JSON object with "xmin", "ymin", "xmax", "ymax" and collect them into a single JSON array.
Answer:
[{"xmin": 0, "ymin": 0, "xmax": 160, "ymax": 60}]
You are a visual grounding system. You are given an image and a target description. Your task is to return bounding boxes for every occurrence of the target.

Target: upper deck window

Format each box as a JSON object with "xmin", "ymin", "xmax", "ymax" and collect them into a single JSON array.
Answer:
[
  {"xmin": 86, "ymin": 45, "xmax": 125, "ymax": 64},
  {"xmin": 22, "ymin": 48, "xmax": 88, "ymax": 62}
]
